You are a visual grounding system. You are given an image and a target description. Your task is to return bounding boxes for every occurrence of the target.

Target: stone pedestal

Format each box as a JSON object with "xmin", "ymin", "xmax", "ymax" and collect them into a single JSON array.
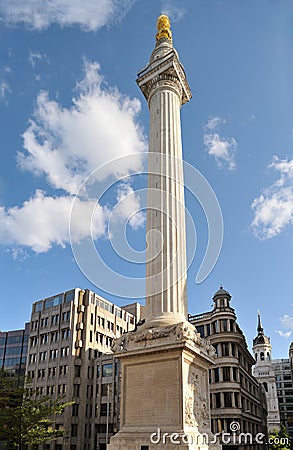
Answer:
[{"xmin": 108, "ymin": 322, "xmax": 218, "ymax": 450}]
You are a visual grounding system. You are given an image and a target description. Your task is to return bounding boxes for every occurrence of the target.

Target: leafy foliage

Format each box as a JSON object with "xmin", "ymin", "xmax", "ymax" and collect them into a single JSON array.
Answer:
[
  {"xmin": 0, "ymin": 370, "xmax": 72, "ymax": 448},
  {"xmin": 269, "ymin": 424, "xmax": 291, "ymax": 450}
]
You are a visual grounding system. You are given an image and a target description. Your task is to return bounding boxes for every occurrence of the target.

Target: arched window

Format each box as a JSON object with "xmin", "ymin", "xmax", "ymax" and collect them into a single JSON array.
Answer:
[
  {"xmin": 255, "ymin": 353, "xmax": 258, "ymax": 361},
  {"xmin": 260, "ymin": 352, "xmax": 264, "ymax": 361},
  {"xmin": 267, "ymin": 352, "xmax": 270, "ymax": 360},
  {"xmin": 263, "ymin": 382, "xmax": 268, "ymax": 392}
]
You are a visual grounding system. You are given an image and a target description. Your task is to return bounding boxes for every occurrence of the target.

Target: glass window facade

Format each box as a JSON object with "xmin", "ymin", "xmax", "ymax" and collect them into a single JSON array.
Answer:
[
  {"xmin": 0, "ymin": 327, "xmax": 29, "ymax": 374},
  {"xmin": 102, "ymin": 363, "xmax": 113, "ymax": 377}
]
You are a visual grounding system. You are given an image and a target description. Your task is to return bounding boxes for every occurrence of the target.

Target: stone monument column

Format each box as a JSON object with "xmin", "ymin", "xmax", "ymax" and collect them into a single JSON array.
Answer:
[
  {"xmin": 108, "ymin": 16, "xmax": 218, "ymax": 450},
  {"xmin": 140, "ymin": 15, "xmax": 191, "ymax": 326}
]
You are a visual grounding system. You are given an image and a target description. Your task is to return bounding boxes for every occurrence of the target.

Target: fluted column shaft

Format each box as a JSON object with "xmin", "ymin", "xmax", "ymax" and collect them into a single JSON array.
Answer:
[{"xmin": 146, "ymin": 80, "xmax": 187, "ymax": 324}]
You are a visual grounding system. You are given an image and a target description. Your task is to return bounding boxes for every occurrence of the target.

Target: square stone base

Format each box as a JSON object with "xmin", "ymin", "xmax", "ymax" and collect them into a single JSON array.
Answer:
[
  {"xmin": 108, "ymin": 430, "xmax": 214, "ymax": 449},
  {"xmin": 108, "ymin": 322, "xmax": 219, "ymax": 450}
]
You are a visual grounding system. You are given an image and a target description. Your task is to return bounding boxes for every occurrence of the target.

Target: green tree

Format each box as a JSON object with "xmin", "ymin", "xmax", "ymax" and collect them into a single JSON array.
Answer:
[
  {"xmin": 269, "ymin": 424, "xmax": 291, "ymax": 450},
  {"xmin": 0, "ymin": 370, "xmax": 72, "ymax": 449}
]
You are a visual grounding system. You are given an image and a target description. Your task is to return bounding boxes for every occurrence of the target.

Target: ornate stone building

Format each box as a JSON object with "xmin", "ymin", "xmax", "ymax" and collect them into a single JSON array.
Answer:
[
  {"xmin": 189, "ymin": 287, "xmax": 268, "ymax": 450},
  {"xmin": 252, "ymin": 311, "xmax": 280, "ymax": 432}
]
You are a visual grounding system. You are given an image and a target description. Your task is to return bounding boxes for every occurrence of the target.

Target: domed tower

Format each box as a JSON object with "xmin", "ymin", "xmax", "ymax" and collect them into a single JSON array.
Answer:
[
  {"xmin": 253, "ymin": 311, "xmax": 280, "ymax": 432},
  {"xmin": 212, "ymin": 285, "xmax": 232, "ymax": 311}
]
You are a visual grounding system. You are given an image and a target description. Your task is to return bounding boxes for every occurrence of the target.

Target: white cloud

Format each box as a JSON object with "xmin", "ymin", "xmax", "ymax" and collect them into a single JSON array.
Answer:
[
  {"xmin": 161, "ymin": 0, "xmax": 186, "ymax": 22},
  {"xmin": 269, "ymin": 156, "xmax": 293, "ymax": 181},
  {"xmin": 0, "ymin": 66, "xmax": 12, "ymax": 101},
  {"xmin": 203, "ymin": 116, "xmax": 237, "ymax": 170},
  {"xmin": 0, "ymin": 190, "xmax": 108, "ymax": 253},
  {"xmin": 0, "ymin": 80, "xmax": 11, "ymax": 100},
  {"xmin": 205, "ymin": 116, "xmax": 225, "ymax": 131},
  {"xmin": 280, "ymin": 314, "xmax": 293, "ymax": 330},
  {"xmin": 114, "ymin": 183, "xmax": 145, "ymax": 230},
  {"xmin": 275, "ymin": 330, "xmax": 292, "ymax": 339},
  {"xmin": 275, "ymin": 314, "xmax": 293, "ymax": 339},
  {"xmin": 0, "ymin": 0, "xmax": 134, "ymax": 31},
  {"xmin": 251, "ymin": 156, "xmax": 293, "ymax": 239},
  {"xmin": 29, "ymin": 50, "xmax": 46, "ymax": 68},
  {"xmin": 18, "ymin": 59, "xmax": 146, "ymax": 195},
  {"xmin": 1, "ymin": 59, "xmax": 146, "ymax": 256}
]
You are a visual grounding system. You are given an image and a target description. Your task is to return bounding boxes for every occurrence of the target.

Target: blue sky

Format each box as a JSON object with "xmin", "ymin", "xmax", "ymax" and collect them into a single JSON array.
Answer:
[{"xmin": 0, "ymin": 0, "xmax": 292, "ymax": 359}]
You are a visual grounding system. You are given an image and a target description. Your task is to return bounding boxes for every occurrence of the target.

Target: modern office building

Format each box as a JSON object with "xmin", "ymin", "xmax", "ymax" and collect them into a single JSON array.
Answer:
[
  {"xmin": 0, "ymin": 323, "xmax": 30, "ymax": 375},
  {"xmin": 289, "ymin": 343, "xmax": 293, "ymax": 375},
  {"xmin": 252, "ymin": 311, "xmax": 280, "ymax": 432},
  {"xmin": 189, "ymin": 287, "xmax": 268, "ymax": 450},
  {"xmin": 25, "ymin": 288, "xmax": 139, "ymax": 450},
  {"xmin": 272, "ymin": 358, "xmax": 293, "ymax": 438}
]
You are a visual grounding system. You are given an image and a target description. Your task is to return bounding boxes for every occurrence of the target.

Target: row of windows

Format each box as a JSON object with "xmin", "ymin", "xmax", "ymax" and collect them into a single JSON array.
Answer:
[
  {"xmin": 34, "ymin": 290, "xmax": 75, "ymax": 312},
  {"xmin": 30, "ymin": 311, "xmax": 71, "ymax": 331},
  {"xmin": 91, "ymin": 292, "xmax": 134, "ymax": 324},
  {"xmin": 276, "ymin": 382, "xmax": 292, "ymax": 389},
  {"xmin": 96, "ymin": 316, "xmax": 116, "ymax": 332},
  {"xmin": 212, "ymin": 391, "xmax": 260, "ymax": 415},
  {"xmin": 71, "ymin": 402, "xmax": 115, "ymax": 425},
  {"xmin": 255, "ymin": 351, "xmax": 270, "ymax": 361},
  {"xmin": 274, "ymin": 364, "xmax": 290, "ymax": 371},
  {"xmin": 0, "ymin": 334, "xmax": 28, "ymax": 345},
  {"xmin": 0, "ymin": 356, "xmax": 26, "ymax": 367},
  {"xmin": 96, "ymin": 333, "xmax": 113, "ymax": 347},
  {"xmin": 239, "ymin": 373, "xmax": 258, "ymax": 396},
  {"xmin": 211, "ymin": 366, "xmax": 238, "ymax": 383},
  {"xmin": 278, "ymin": 389, "xmax": 293, "ymax": 396},
  {"xmin": 212, "ymin": 418, "xmax": 262, "ymax": 436},
  {"xmin": 0, "ymin": 345, "xmax": 28, "ymax": 356},
  {"xmin": 30, "ymin": 329, "xmax": 70, "ymax": 346},
  {"xmin": 195, "ymin": 319, "xmax": 236, "ymax": 338},
  {"xmin": 276, "ymin": 373, "xmax": 292, "ymax": 381},
  {"xmin": 279, "ymin": 405, "xmax": 293, "ymax": 411},
  {"xmin": 213, "ymin": 391, "xmax": 238, "ymax": 408},
  {"xmin": 211, "ymin": 365, "xmax": 257, "ymax": 396},
  {"xmin": 26, "ymin": 384, "xmax": 67, "ymax": 396},
  {"xmin": 71, "ymin": 423, "xmax": 117, "ymax": 443},
  {"xmin": 83, "ymin": 383, "xmax": 117, "ymax": 398},
  {"xmin": 213, "ymin": 342, "xmax": 237, "ymax": 357},
  {"xmin": 73, "ymin": 362, "xmax": 115, "ymax": 380},
  {"xmin": 279, "ymin": 397, "xmax": 293, "ymax": 404},
  {"xmin": 29, "ymin": 347, "xmax": 70, "ymax": 363},
  {"xmin": 82, "ymin": 403, "xmax": 112, "ymax": 421},
  {"xmin": 95, "ymin": 316, "xmax": 125, "ymax": 336},
  {"xmin": 208, "ymin": 341, "xmax": 253, "ymax": 375},
  {"xmin": 28, "ymin": 365, "xmax": 69, "ymax": 380}
]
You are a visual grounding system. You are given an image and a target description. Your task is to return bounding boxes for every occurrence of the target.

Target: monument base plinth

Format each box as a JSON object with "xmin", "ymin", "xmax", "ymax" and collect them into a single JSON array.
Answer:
[{"xmin": 108, "ymin": 321, "xmax": 220, "ymax": 450}]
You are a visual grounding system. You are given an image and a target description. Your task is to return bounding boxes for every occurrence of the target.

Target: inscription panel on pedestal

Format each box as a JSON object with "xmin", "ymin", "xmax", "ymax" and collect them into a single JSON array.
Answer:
[{"xmin": 124, "ymin": 358, "xmax": 180, "ymax": 426}]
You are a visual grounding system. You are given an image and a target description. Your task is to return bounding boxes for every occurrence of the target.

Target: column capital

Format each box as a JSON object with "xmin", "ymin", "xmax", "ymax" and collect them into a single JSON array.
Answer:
[{"xmin": 136, "ymin": 41, "xmax": 191, "ymax": 106}]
